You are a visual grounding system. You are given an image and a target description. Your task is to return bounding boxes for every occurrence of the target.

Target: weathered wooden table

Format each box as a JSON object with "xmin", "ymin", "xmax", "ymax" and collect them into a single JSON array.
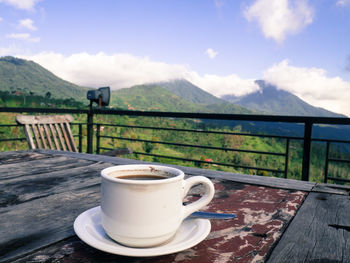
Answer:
[{"xmin": 1, "ymin": 150, "xmax": 350, "ymax": 263}]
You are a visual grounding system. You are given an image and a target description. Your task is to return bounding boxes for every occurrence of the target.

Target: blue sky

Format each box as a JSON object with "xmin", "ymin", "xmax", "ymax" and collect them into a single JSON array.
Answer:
[{"xmin": 1, "ymin": 0, "xmax": 350, "ymax": 116}]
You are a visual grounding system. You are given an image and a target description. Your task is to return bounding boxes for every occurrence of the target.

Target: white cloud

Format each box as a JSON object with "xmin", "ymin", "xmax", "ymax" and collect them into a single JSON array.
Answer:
[
  {"xmin": 19, "ymin": 51, "xmax": 257, "ymax": 98},
  {"xmin": 19, "ymin": 19, "xmax": 37, "ymax": 31},
  {"xmin": 337, "ymin": 0, "xmax": 350, "ymax": 6},
  {"xmin": 6, "ymin": 33, "xmax": 40, "ymax": 42},
  {"xmin": 205, "ymin": 48, "xmax": 218, "ymax": 59},
  {"xmin": 6, "ymin": 33, "xmax": 30, "ymax": 39},
  {"xmin": 20, "ymin": 52, "xmax": 193, "ymax": 89},
  {"xmin": 263, "ymin": 60, "xmax": 350, "ymax": 116},
  {"xmin": 18, "ymin": 52, "xmax": 350, "ymax": 116},
  {"xmin": 0, "ymin": 17, "xmax": 3, "ymax": 22},
  {"xmin": 244, "ymin": 0, "xmax": 314, "ymax": 43},
  {"xmin": 0, "ymin": 0, "xmax": 41, "ymax": 10},
  {"xmin": 189, "ymin": 73, "xmax": 259, "ymax": 97}
]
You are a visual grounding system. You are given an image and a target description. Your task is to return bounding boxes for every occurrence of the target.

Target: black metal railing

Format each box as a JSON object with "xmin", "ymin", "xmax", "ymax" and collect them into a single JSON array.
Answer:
[
  {"xmin": 1, "ymin": 106, "xmax": 350, "ymax": 184},
  {"xmin": 95, "ymin": 122, "xmax": 295, "ymax": 178}
]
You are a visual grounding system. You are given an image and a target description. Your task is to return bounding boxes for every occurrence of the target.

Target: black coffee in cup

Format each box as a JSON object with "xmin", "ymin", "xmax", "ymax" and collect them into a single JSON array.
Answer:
[{"xmin": 117, "ymin": 175, "xmax": 167, "ymax": 180}]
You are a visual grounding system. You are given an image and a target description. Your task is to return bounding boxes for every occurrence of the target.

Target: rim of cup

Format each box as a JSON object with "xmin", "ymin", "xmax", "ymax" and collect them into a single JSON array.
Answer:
[{"xmin": 101, "ymin": 164, "xmax": 184, "ymax": 185}]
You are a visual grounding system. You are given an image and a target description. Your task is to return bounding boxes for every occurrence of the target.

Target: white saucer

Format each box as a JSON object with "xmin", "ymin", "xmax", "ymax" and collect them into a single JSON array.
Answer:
[{"xmin": 73, "ymin": 206, "xmax": 211, "ymax": 257}]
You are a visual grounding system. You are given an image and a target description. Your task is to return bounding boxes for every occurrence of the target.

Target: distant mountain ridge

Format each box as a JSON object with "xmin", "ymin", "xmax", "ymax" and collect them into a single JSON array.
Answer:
[
  {"xmin": 153, "ymin": 79, "xmax": 223, "ymax": 104},
  {"xmin": 222, "ymin": 80, "xmax": 346, "ymax": 117},
  {"xmin": 111, "ymin": 81, "xmax": 254, "ymax": 114},
  {"xmin": 0, "ymin": 56, "xmax": 89, "ymax": 101},
  {"xmin": 0, "ymin": 56, "xmax": 345, "ymax": 118}
]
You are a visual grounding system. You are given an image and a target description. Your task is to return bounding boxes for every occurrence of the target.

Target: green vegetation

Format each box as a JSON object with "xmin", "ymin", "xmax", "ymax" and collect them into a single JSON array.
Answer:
[
  {"xmin": 0, "ymin": 56, "xmax": 89, "ymax": 101},
  {"xmin": 111, "ymin": 84, "xmax": 254, "ymax": 114},
  {"xmin": 94, "ymin": 113, "xmax": 350, "ymax": 184},
  {"xmin": 0, "ymin": 91, "xmax": 88, "ymax": 151},
  {"xmin": 0, "ymin": 90, "xmax": 86, "ymax": 108},
  {"xmin": 0, "ymin": 56, "xmax": 349, "ymax": 185},
  {"xmin": 1, "ymin": 94, "xmax": 349, "ymax": 184}
]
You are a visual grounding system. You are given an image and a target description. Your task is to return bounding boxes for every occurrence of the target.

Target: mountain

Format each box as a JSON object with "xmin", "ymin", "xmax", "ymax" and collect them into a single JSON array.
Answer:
[
  {"xmin": 153, "ymin": 79, "xmax": 223, "ymax": 104},
  {"xmin": 0, "ymin": 56, "xmax": 344, "ymax": 118},
  {"xmin": 111, "ymin": 85, "xmax": 206, "ymax": 112},
  {"xmin": 0, "ymin": 56, "xmax": 89, "ymax": 101},
  {"xmin": 222, "ymin": 80, "xmax": 346, "ymax": 117},
  {"xmin": 111, "ymin": 82, "xmax": 254, "ymax": 114}
]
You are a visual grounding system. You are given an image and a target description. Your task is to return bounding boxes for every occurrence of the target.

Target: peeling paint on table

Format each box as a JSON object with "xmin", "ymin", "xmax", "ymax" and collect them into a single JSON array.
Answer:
[{"xmin": 14, "ymin": 178, "xmax": 307, "ymax": 263}]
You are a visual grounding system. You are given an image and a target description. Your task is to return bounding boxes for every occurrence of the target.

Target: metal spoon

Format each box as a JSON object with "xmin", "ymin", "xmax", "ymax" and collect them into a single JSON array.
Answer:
[{"xmin": 189, "ymin": 211, "xmax": 236, "ymax": 219}]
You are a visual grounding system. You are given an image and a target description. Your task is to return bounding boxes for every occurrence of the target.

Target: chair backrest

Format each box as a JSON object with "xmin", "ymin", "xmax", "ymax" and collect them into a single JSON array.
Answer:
[{"xmin": 16, "ymin": 114, "xmax": 78, "ymax": 152}]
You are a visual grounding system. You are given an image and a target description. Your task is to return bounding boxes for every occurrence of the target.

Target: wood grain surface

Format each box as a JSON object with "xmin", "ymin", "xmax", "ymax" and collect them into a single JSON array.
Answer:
[
  {"xmin": 267, "ymin": 192, "xmax": 350, "ymax": 263},
  {"xmin": 1, "ymin": 150, "xmax": 348, "ymax": 263}
]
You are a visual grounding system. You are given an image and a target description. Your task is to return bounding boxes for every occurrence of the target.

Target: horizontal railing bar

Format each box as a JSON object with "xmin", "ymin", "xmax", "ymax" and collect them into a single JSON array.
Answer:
[
  {"xmin": 93, "ymin": 108, "xmax": 350, "ymax": 125},
  {"xmin": 0, "ymin": 138, "xmax": 26, "ymax": 142},
  {"xmin": 1, "ymin": 107, "xmax": 350, "ymax": 125},
  {"xmin": 71, "ymin": 123, "xmax": 86, "ymax": 126},
  {"xmin": 328, "ymin": 158, "xmax": 350, "ymax": 163},
  {"xmin": 327, "ymin": 177, "xmax": 350, "ymax": 183},
  {"xmin": 312, "ymin": 138, "xmax": 350, "ymax": 144},
  {"xmin": 0, "ymin": 123, "xmax": 85, "ymax": 128},
  {"xmin": 99, "ymin": 135, "xmax": 286, "ymax": 156},
  {"xmin": 95, "ymin": 123, "xmax": 303, "ymax": 140},
  {"xmin": 132, "ymin": 151, "xmax": 285, "ymax": 173},
  {"xmin": 99, "ymin": 147, "xmax": 284, "ymax": 173},
  {"xmin": 0, "ymin": 107, "xmax": 88, "ymax": 114},
  {"xmin": 0, "ymin": 124, "xmax": 21, "ymax": 127}
]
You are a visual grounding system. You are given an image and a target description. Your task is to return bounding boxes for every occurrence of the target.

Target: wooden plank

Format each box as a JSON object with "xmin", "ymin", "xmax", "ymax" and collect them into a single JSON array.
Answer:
[
  {"xmin": 0, "ymin": 185, "xmax": 101, "ymax": 263},
  {"xmin": 0, "ymin": 162, "xmax": 109, "ymax": 208},
  {"xmin": 0, "ymin": 156, "xmax": 97, "ymax": 181},
  {"xmin": 15, "ymin": 115, "xmax": 74, "ymax": 125},
  {"xmin": 37, "ymin": 124, "xmax": 48, "ymax": 149},
  {"xmin": 312, "ymin": 183, "xmax": 350, "ymax": 195},
  {"xmin": 31, "ymin": 124, "xmax": 42, "ymax": 149},
  {"xmin": 64, "ymin": 122, "xmax": 78, "ymax": 152},
  {"xmin": 0, "ymin": 151, "xmax": 51, "ymax": 165},
  {"xmin": 60, "ymin": 123, "xmax": 71, "ymax": 151},
  {"xmin": 23, "ymin": 124, "xmax": 35, "ymax": 149},
  {"xmin": 43, "ymin": 124, "xmax": 53, "ymax": 149},
  {"xmin": 36, "ymin": 150, "xmax": 316, "ymax": 191},
  {"xmin": 54, "ymin": 123, "xmax": 66, "ymax": 151},
  {"xmin": 48, "ymin": 123, "xmax": 60, "ymax": 150},
  {"xmin": 267, "ymin": 192, "xmax": 350, "ymax": 263}
]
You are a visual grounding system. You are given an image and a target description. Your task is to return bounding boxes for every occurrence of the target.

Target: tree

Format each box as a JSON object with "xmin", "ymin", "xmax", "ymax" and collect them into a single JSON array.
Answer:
[{"xmin": 45, "ymin": 92, "xmax": 51, "ymax": 99}]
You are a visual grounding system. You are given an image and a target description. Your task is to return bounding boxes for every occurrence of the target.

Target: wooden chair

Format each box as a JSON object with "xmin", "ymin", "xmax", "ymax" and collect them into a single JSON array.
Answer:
[
  {"xmin": 16, "ymin": 114, "xmax": 133, "ymax": 156},
  {"xmin": 16, "ymin": 114, "xmax": 78, "ymax": 152}
]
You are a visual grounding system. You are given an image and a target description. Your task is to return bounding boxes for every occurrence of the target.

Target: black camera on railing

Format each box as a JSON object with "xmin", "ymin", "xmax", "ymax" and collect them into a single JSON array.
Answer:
[{"xmin": 87, "ymin": 87, "xmax": 110, "ymax": 107}]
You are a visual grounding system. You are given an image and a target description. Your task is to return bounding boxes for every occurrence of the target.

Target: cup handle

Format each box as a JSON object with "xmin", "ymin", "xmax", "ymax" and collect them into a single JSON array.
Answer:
[{"xmin": 181, "ymin": 176, "xmax": 215, "ymax": 220}]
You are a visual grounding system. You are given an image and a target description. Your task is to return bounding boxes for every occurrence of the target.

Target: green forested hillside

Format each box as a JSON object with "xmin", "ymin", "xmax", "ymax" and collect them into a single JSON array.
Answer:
[
  {"xmin": 0, "ymin": 56, "xmax": 349, "ymax": 185},
  {"xmin": 112, "ymin": 85, "xmax": 206, "ymax": 112},
  {"xmin": 0, "ymin": 93, "xmax": 349, "ymax": 185},
  {"xmin": 0, "ymin": 56, "xmax": 89, "ymax": 101},
  {"xmin": 0, "ymin": 56, "xmax": 254, "ymax": 114},
  {"xmin": 111, "ymin": 84, "xmax": 254, "ymax": 114},
  {"xmin": 152, "ymin": 79, "xmax": 224, "ymax": 104}
]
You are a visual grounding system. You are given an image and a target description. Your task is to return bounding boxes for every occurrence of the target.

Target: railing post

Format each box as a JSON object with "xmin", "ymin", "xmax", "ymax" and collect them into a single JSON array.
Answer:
[
  {"xmin": 78, "ymin": 124, "xmax": 82, "ymax": 153},
  {"xmin": 301, "ymin": 121, "xmax": 313, "ymax": 181},
  {"xmin": 96, "ymin": 123, "xmax": 100, "ymax": 154},
  {"xmin": 324, "ymin": 141, "xmax": 330, "ymax": 183},
  {"xmin": 284, "ymin": 138, "xmax": 290, "ymax": 179},
  {"xmin": 87, "ymin": 104, "xmax": 94, "ymax": 154}
]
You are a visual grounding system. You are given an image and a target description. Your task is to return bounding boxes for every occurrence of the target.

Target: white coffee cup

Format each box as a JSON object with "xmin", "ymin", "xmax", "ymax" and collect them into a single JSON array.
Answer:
[{"xmin": 100, "ymin": 164, "xmax": 215, "ymax": 248}]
